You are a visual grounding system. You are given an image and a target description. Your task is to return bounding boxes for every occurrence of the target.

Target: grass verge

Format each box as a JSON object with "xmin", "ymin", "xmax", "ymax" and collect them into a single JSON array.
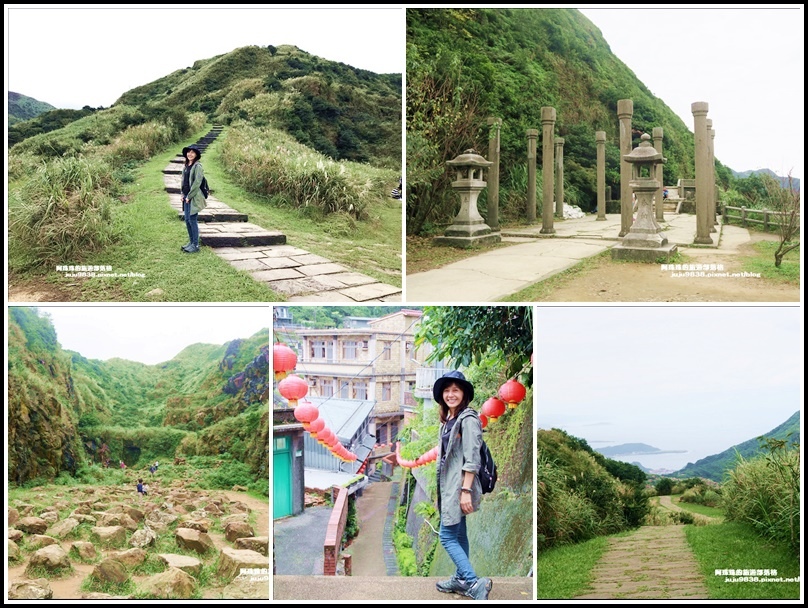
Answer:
[
  {"xmin": 673, "ymin": 496, "xmax": 725, "ymax": 520},
  {"xmin": 537, "ymin": 536, "xmax": 609, "ymax": 599},
  {"xmin": 740, "ymin": 240, "xmax": 800, "ymax": 285},
  {"xmin": 685, "ymin": 522, "xmax": 800, "ymax": 600}
]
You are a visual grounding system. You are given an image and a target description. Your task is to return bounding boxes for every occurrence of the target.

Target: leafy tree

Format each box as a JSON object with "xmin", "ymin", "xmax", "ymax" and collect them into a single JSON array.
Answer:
[
  {"xmin": 415, "ymin": 306, "xmax": 532, "ymax": 383},
  {"xmin": 655, "ymin": 477, "xmax": 673, "ymax": 496}
]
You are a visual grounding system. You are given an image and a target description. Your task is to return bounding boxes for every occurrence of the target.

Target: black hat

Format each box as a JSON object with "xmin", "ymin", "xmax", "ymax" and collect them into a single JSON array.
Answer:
[
  {"xmin": 433, "ymin": 370, "xmax": 474, "ymax": 406},
  {"xmin": 182, "ymin": 145, "xmax": 203, "ymax": 159}
]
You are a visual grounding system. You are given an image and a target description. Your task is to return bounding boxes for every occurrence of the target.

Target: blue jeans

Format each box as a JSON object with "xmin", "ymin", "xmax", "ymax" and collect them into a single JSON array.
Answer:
[
  {"xmin": 439, "ymin": 516, "xmax": 476, "ymax": 583},
  {"xmin": 183, "ymin": 202, "xmax": 199, "ymax": 247}
]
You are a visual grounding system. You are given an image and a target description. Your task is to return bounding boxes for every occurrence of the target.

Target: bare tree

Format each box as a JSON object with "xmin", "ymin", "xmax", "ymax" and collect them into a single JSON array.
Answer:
[{"xmin": 763, "ymin": 173, "xmax": 801, "ymax": 268}]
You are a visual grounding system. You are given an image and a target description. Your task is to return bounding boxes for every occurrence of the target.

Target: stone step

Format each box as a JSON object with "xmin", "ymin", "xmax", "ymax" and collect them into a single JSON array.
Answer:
[
  {"xmin": 176, "ymin": 208, "xmax": 249, "ymax": 223},
  {"xmin": 200, "ymin": 223, "xmax": 286, "ymax": 248}
]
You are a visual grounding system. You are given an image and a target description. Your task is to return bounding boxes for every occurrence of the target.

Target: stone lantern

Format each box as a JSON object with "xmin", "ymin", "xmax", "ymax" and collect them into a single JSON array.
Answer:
[
  {"xmin": 611, "ymin": 133, "xmax": 678, "ymax": 261},
  {"xmin": 434, "ymin": 149, "xmax": 501, "ymax": 248}
]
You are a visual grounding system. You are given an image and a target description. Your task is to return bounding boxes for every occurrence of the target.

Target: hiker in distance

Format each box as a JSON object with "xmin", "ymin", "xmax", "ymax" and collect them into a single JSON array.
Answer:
[
  {"xmin": 434, "ymin": 370, "xmax": 493, "ymax": 600},
  {"xmin": 181, "ymin": 144, "xmax": 207, "ymax": 253}
]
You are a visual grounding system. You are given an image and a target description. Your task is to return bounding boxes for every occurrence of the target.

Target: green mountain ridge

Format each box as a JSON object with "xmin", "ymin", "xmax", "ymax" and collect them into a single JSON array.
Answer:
[
  {"xmin": 8, "ymin": 307, "xmax": 270, "ymax": 485},
  {"xmin": 673, "ymin": 411, "xmax": 800, "ymax": 482},
  {"xmin": 8, "ymin": 91, "xmax": 56, "ymax": 126}
]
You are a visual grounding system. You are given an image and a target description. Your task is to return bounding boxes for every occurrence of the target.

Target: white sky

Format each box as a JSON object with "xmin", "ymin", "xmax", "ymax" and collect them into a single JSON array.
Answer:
[
  {"xmin": 24, "ymin": 306, "xmax": 270, "ymax": 365},
  {"xmin": 5, "ymin": 4, "xmax": 405, "ymax": 109},
  {"xmin": 579, "ymin": 4, "xmax": 804, "ymax": 181},
  {"xmin": 535, "ymin": 306, "xmax": 802, "ymax": 471}
]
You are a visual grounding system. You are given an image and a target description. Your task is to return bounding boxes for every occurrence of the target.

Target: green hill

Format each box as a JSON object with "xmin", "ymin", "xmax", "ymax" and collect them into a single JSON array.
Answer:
[
  {"xmin": 674, "ymin": 411, "xmax": 800, "ymax": 482},
  {"xmin": 8, "ymin": 91, "xmax": 56, "ymax": 126},
  {"xmin": 406, "ymin": 8, "xmax": 735, "ymax": 234},
  {"xmin": 7, "ymin": 307, "xmax": 269, "ymax": 486}
]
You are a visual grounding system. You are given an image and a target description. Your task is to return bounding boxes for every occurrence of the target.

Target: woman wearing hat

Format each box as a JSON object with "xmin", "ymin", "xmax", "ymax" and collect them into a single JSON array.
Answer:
[
  {"xmin": 180, "ymin": 144, "xmax": 207, "ymax": 253},
  {"xmin": 433, "ymin": 370, "xmax": 492, "ymax": 600}
]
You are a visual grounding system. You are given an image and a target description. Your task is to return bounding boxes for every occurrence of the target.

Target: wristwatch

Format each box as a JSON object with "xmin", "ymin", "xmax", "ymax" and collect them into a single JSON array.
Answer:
[{"xmin": 461, "ymin": 488, "xmax": 472, "ymax": 493}]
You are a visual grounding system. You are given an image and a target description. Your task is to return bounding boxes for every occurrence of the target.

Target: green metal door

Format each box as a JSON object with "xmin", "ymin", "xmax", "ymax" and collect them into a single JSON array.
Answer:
[{"xmin": 273, "ymin": 435, "xmax": 293, "ymax": 519}]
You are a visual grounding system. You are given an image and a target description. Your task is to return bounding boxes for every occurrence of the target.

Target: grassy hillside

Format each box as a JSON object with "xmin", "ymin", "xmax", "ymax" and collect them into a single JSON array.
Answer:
[
  {"xmin": 406, "ymin": 8, "xmax": 734, "ymax": 235},
  {"xmin": 674, "ymin": 411, "xmax": 800, "ymax": 482},
  {"xmin": 8, "ymin": 307, "xmax": 269, "ymax": 486},
  {"xmin": 8, "ymin": 91, "xmax": 57, "ymax": 127}
]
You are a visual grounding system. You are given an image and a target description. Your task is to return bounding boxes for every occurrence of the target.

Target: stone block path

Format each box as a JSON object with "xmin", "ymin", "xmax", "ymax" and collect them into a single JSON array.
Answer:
[
  {"xmin": 573, "ymin": 525, "xmax": 709, "ymax": 600},
  {"xmin": 167, "ymin": 127, "xmax": 401, "ymax": 302}
]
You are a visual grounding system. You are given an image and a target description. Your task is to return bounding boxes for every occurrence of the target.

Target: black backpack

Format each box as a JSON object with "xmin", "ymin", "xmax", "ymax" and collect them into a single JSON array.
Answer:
[
  {"xmin": 200, "ymin": 176, "xmax": 210, "ymax": 199},
  {"xmin": 478, "ymin": 439, "xmax": 498, "ymax": 494}
]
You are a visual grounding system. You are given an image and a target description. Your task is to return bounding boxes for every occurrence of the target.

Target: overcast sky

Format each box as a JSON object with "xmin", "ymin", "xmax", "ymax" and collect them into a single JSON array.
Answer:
[
  {"xmin": 535, "ymin": 306, "xmax": 801, "ymax": 471},
  {"xmin": 579, "ymin": 5, "xmax": 804, "ymax": 181},
  {"xmin": 25, "ymin": 306, "xmax": 270, "ymax": 365},
  {"xmin": 6, "ymin": 5, "xmax": 404, "ymax": 109}
]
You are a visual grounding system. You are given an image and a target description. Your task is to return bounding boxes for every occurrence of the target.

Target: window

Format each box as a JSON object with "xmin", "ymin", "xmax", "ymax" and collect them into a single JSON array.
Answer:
[
  {"xmin": 311, "ymin": 340, "xmax": 326, "ymax": 359},
  {"xmin": 343, "ymin": 340, "xmax": 358, "ymax": 360},
  {"xmin": 325, "ymin": 340, "xmax": 335, "ymax": 362},
  {"xmin": 390, "ymin": 421, "xmax": 398, "ymax": 443},
  {"xmin": 321, "ymin": 380, "xmax": 334, "ymax": 398},
  {"xmin": 377, "ymin": 425, "xmax": 387, "ymax": 445},
  {"xmin": 340, "ymin": 381, "xmax": 349, "ymax": 399},
  {"xmin": 354, "ymin": 381, "xmax": 367, "ymax": 400},
  {"xmin": 383, "ymin": 342, "xmax": 392, "ymax": 360},
  {"xmin": 382, "ymin": 382, "xmax": 391, "ymax": 401}
]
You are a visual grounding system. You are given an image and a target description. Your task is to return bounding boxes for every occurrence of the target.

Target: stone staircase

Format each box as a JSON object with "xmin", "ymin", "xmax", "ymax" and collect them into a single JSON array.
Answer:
[{"xmin": 165, "ymin": 127, "xmax": 402, "ymax": 302}]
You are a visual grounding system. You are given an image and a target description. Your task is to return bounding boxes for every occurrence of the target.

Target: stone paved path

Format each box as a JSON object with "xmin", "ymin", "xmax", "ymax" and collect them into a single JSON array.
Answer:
[
  {"xmin": 167, "ymin": 127, "xmax": 401, "ymax": 302},
  {"xmin": 346, "ymin": 481, "xmax": 396, "ymax": 577},
  {"xmin": 574, "ymin": 526, "xmax": 709, "ymax": 600}
]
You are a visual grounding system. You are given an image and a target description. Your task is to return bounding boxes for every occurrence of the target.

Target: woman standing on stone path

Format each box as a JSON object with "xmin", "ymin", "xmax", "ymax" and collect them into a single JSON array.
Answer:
[
  {"xmin": 433, "ymin": 370, "xmax": 492, "ymax": 601},
  {"xmin": 180, "ymin": 145, "xmax": 207, "ymax": 253}
]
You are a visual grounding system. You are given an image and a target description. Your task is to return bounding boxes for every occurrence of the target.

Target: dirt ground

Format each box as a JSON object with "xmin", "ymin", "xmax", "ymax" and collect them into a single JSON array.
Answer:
[
  {"xmin": 536, "ymin": 232, "xmax": 799, "ymax": 302},
  {"xmin": 8, "ymin": 489, "xmax": 269, "ymax": 600}
]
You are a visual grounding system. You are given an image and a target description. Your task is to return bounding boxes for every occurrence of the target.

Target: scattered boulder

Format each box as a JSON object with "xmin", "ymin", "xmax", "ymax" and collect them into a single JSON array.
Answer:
[
  {"xmin": 39, "ymin": 510, "xmax": 59, "ymax": 524},
  {"xmin": 125, "ymin": 507, "xmax": 145, "ymax": 523},
  {"xmin": 130, "ymin": 527, "xmax": 158, "ymax": 549},
  {"xmin": 203, "ymin": 502, "xmax": 224, "ymax": 516},
  {"xmin": 9, "ymin": 529, "xmax": 24, "ymax": 542},
  {"xmin": 108, "ymin": 548, "xmax": 147, "ymax": 568},
  {"xmin": 8, "ymin": 539, "xmax": 20, "ymax": 561},
  {"xmin": 181, "ymin": 519, "xmax": 211, "ymax": 533},
  {"xmin": 69, "ymin": 541, "xmax": 97, "ymax": 561},
  {"xmin": 224, "ymin": 521, "xmax": 254, "ymax": 543},
  {"xmin": 17, "ymin": 517, "xmax": 49, "ymax": 535},
  {"xmin": 232, "ymin": 485, "xmax": 249, "ymax": 492},
  {"xmin": 229, "ymin": 501, "xmax": 251, "ymax": 514},
  {"xmin": 235, "ymin": 536, "xmax": 269, "ymax": 556},
  {"xmin": 91, "ymin": 558, "xmax": 128, "ymax": 585},
  {"xmin": 222, "ymin": 576, "xmax": 270, "ymax": 599},
  {"xmin": 15, "ymin": 503, "xmax": 36, "ymax": 516},
  {"xmin": 26, "ymin": 545, "xmax": 71, "ymax": 575},
  {"xmin": 8, "ymin": 508, "xmax": 20, "ymax": 526},
  {"xmin": 140, "ymin": 567, "xmax": 196, "ymax": 599},
  {"xmin": 221, "ymin": 513, "xmax": 248, "ymax": 526},
  {"xmin": 158, "ymin": 553, "xmax": 203, "ymax": 577},
  {"xmin": 70, "ymin": 513, "xmax": 97, "ymax": 525},
  {"xmin": 8, "ymin": 579, "xmax": 53, "ymax": 599},
  {"xmin": 215, "ymin": 547, "xmax": 269, "ymax": 582},
  {"xmin": 71, "ymin": 505, "xmax": 92, "ymax": 516},
  {"xmin": 28, "ymin": 535, "xmax": 58, "ymax": 549},
  {"xmin": 47, "ymin": 517, "xmax": 79, "ymax": 539},
  {"xmin": 91, "ymin": 525, "xmax": 127, "ymax": 548},
  {"xmin": 175, "ymin": 528, "xmax": 214, "ymax": 554},
  {"xmin": 98, "ymin": 512, "xmax": 138, "ymax": 531}
]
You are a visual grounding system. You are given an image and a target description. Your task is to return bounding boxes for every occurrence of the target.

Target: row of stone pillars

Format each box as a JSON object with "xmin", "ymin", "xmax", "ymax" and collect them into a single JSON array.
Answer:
[{"xmin": 436, "ymin": 99, "xmax": 718, "ymax": 249}]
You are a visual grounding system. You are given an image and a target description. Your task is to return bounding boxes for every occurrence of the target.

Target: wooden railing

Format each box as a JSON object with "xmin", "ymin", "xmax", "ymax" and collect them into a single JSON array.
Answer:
[{"xmin": 722, "ymin": 204, "xmax": 799, "ymax": 230}]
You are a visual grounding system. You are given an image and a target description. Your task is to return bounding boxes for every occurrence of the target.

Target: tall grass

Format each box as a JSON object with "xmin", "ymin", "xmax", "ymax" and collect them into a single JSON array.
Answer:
[
  {"xmin": 220, "ymin": 124, "xmax": 395, "ymax": 219},
  {"xmin": 721, "ymin": 439, "xmax": 799, "ymax": 554},
  {"xmin": 9, "ymin": 155, "xmax": 122, "ymax": 268}
]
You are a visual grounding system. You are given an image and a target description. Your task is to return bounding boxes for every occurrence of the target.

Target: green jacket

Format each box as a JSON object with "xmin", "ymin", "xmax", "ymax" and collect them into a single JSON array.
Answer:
[
  {"xmin": 183, "ymin": 162, "xmax": 207, "ymax": 215},
  {"xmin": 437, "ymin": 407, "xmax": 483, "ymax": 527}
]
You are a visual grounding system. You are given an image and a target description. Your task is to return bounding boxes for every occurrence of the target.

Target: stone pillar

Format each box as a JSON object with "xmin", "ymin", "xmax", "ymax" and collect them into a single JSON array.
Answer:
[
  {"xmin": 708, "ymin": 119, "xmax": 717, "ymax": 230},
  {"xmin": 486, "ymin": 117, "xmax": 502, "ymax": 231},
  {"xmin": 692, "ymin": 102, "xmax": 713, "ymax": 244},
  {"xmin": 653, "ymin": 127, "xmax": 665, "ymax": 224},
  {"xmin": 555, "ymin": 137, "xmax": 565, "ymax": 217},
  {"xmin": 618, "ymin": 99, "xmax": 634, "ymax": 237},
  {"xmin": 526, "ymin": 129, "xmax": 538, "ymax": 224},
  {"xmin": 540, "ymin": 107, "xmax": 556, "ymax": 235},
  {"xmin": 596, "ymin": 131, "xmax": 606, "ymax": 221}
]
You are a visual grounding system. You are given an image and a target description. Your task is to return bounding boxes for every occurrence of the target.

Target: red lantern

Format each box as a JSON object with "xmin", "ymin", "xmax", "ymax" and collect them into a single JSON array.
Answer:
[
  {"xmin": 307, "ymin": 417, "xmax": 325, "ymax": 438},
  {"xmin": 499, "ymin": 379, "xmax": 526, "ymax": 409},
  {"xmin": 273, "ymin": 342, "xmax": 297, "ymax": 381},
  {"xmin": 480, "ymin": 413, "xmax": 489, "ymax": 429},
  {"xmin": 318, "ymin": 428, "xmax": 335, "ymax": 447},
  {"xmin": 278, "ymin": 374, "xmax": 308, "ymax": 407},
  {"xmin": 481, "ymin": 397, "xmax": 506, "ymax": 423},
  {"xmin": 294, "ymin": 400, "xmax": 319, "ymax": 429}
]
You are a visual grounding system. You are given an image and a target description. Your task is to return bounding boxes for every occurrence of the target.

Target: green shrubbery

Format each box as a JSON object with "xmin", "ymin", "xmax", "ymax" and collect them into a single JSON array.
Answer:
[{"xmin": 721, "ymin": 439, "xmax": 800, "ymax": 554}]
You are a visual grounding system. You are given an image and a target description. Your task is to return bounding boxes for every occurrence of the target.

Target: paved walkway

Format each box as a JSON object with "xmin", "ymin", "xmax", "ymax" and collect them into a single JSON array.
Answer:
[
  {"xmin": 407, "ymin": 212, "xmax": 752, "ymax": 302},
  {"xmin": 273, "ymin": 504, "xmax": 332, "ymax": 575},
  {"xmin": 347, "ymin": 480, "xmax": 399, "ymax": 576},
  {"xmin": 166, "ymin": 128, "xmax": 402, "ymax": 302},
  {"xmin": 574, "ymin": 525, "xmax": 709, "ymax": 600}
]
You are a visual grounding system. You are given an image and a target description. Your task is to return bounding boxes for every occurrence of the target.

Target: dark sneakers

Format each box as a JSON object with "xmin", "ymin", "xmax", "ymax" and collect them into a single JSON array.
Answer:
[
  {"xmin": 182, "ymin": 244, "xmax": 200, "ymax": 253},
  {"xmin": 465, "ymin": 577, "xmax": 493, "ymax": 600},
  {"xmin": 436, "ymin": 575, "xmax": 466, "ymax": 594},
  {"xmin": 436, "ymin": 576, "xmax": 492, "ymax": 600}
]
